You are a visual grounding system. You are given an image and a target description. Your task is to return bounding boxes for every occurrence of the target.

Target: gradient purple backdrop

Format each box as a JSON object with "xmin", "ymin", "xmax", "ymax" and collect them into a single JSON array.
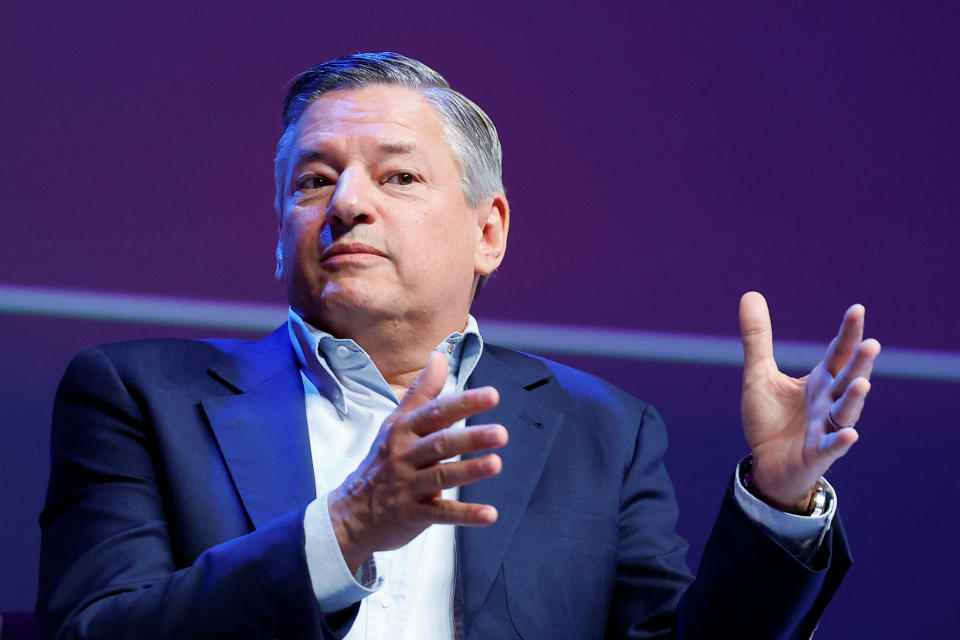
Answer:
[{"xmin": 2, "ymin": 2, "xmax": 958, "ymax": 637}]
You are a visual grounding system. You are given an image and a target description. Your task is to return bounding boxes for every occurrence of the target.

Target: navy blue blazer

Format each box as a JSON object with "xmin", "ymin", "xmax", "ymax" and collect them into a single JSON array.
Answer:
[{"xmin": 37, "ymin": 324, "xmax": 851, "ymax": 639}]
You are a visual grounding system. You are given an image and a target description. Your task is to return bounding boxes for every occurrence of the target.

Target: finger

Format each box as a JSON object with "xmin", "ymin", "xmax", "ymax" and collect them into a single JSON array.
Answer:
[
  {"xmin": 408, "ymin": 424, "xmax": 508, "ymax": 468},
  {"xmin": 414, "ymin": 453, "xmax": 502, "ymax": 496},
  {"xmin": 418, "ymin": 498, "xmax": 498, "ymax": 526},
  {"xmin": 739, "ymin": 291, "xmax": 777, "ymax": 376},
  {"xmin": 829, "ymin": 377, "xmax": 871, "ymax": 429},
  {"xmin": 825, "ymin": 304, "xmax": 865, "ymax": 376},
  {"xmin": 399, "ymin": 351, "xmax": 449, "ymax": 412},
  {"xmin": 831, "ymin": 338, "xmax": 881, "ymax": 398},
  {"xmin": 818, "ymin": 426, "xmax": 859, "ymax": 461},
  {"xmin": 405, "ymin": 386, "xmax": 500, "ymax": 437}
]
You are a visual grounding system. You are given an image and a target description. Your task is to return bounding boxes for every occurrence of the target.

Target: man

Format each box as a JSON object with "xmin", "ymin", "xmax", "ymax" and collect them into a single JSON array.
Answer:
[{"xmin": 37, "ymin": 52, "xmax": 880, "ymax": 639}]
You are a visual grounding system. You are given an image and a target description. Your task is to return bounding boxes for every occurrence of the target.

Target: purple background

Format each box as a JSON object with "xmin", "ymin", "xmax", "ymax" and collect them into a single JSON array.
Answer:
[{"xmin": 2, "ymin": 2, "xmax": 958, "ymax": 637}]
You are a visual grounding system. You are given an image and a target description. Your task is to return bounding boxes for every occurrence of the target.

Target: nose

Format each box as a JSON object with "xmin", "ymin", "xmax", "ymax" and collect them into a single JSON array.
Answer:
[{"xmin": 325, "ymin": 168, "xmax": 376, "ymax": 230}]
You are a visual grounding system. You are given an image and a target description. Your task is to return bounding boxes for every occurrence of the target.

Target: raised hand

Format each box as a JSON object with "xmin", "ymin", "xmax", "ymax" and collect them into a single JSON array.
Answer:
[
  {"xmin": 739, "ymin": 291, "xmax": 881, "ymax": 513},
  {"xmin": 327, "ymin": 351, "xmax": 508, "ymax": 572}
]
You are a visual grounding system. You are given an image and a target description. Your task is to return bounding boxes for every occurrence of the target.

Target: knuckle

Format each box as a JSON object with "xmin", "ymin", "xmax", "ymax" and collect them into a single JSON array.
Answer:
[
  {"xmin": 470, "ymin": 427, "xmax": 488, "ymax": 447},
  {"xmin": 378, "ymin": 436, "xmax": 405, "ymax": 461},
  {"xmin": 424, "ymin": 500, "xmax": 445, "ymax": 522},
  {"xmin": 462, "ymin": 392, "xmax": 482, "ymax": 412},
  {"xmin": 382, "ymin": 493, "xmax": 402, "ymax": 512},
  {"xmin": 433, "ymin": 463, "xmax": 450, "ymax": 486},
  {"xmin": 382, "ymin": 415, "xmax": 402, "ymax": 435},
  {"xmin": 431, "ymin": 432, "xmax": 448, "ymax": 459}
]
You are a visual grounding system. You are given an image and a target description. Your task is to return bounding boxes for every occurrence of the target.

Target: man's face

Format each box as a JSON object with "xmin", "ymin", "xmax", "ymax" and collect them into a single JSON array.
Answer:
[{"xmin": 276, "ymin": 85, "xmax": 503, "ymax": 335}]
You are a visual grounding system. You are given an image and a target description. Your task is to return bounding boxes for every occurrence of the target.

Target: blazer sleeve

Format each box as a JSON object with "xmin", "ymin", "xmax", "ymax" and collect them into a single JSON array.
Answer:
[
  {"xmin": 608, "ymin": 402, "xmax": 852, "ymax": 640},
  {"xmin": 675, "ymin": 482, "xmax": 852, "ymax": 640},
  {"xmin": 36, "ymin": 346, "xmax": 355, "ymax": 640}
]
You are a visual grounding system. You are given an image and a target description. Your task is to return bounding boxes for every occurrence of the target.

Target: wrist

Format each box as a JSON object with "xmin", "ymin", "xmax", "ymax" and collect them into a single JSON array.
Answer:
[
  {"xmin": 327, "ymin": 489, "xmax": 371, "ymax": 574},
  {"xmin": 740, "ymin": 456, "xmax": 824, "ymax": 516}
]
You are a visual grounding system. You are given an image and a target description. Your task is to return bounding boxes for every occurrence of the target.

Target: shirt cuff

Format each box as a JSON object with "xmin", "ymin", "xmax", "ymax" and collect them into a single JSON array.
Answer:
[
  {"xmin": 303, "ymin": 495, "xmax": 383, "ymax": 612},
  {"xmin": 731, "ymin": 457, "xmax": 837, "ymax": 564}
]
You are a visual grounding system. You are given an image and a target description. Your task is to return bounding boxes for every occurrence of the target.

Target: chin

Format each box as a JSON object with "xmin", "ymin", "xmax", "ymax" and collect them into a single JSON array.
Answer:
[{"xmin": 316, "ymin": 284, "xmax": 402, "ymax": 326}]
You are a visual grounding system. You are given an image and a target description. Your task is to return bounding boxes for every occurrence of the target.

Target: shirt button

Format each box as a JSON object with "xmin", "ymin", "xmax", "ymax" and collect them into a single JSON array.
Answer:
[
  {"xmin": 447, "ymin": 343, "xmax": 455, "ymax": 353},
  {"xmin": 378, "ymin": 593, "xmax": 392, "ymax": 608},
  {"xmin": 336, "ymin": 345, "xmax": 350, "ymax": 358}
]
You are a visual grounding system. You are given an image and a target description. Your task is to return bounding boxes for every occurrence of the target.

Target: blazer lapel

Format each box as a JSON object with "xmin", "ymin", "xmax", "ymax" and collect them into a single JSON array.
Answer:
[
  {"xmin": 458, "ymin": 345, "xmax": 568, "ymax": 636},
  {"xmin": 201, "ymin": 324, "xmax": 317, "ymax": 530}
]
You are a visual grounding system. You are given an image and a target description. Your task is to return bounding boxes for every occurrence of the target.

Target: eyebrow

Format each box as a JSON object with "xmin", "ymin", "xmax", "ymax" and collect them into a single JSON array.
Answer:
[{"xmin": 292, "ymin": 149, "xmax": 332, "ymax": 168}]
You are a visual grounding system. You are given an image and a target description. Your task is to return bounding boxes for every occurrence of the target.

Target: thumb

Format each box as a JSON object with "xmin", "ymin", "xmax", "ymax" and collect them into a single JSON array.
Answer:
[
  {"xmin": 739, "ymin": 291, "xmax": 777, "ymax": 375},
  {"xmin": 399, "ymin": 351, "xmax": 448, "ymax": 411}
]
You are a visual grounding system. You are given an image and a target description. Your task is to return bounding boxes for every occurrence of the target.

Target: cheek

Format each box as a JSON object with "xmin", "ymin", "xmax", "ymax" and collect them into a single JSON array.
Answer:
[
  {"xmin": 281, "ymin": 209, "xmax": 322, "ymax": 263},
  {"xmin": 279, "ymin": 211, "xmax": 326, "ymax": 306},
  {"xmin": 405, "ymin": 218, "xmax": 471, "ymax": 273}
]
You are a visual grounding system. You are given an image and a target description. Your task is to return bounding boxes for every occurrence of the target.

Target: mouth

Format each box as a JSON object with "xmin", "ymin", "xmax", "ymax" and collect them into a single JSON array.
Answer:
[{"xmin": 321, "ymin": 242, "xmax": 388, "ymax": 263}]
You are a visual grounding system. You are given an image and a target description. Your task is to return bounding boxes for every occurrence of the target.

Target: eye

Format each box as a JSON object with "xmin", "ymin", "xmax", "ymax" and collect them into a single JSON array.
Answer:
[
  {"xmin": 296, "ymin": 175, "xmax": 331, "ymax": 190},
  {"xmin": 385, "ymin": 172, "xmax": 416, "ymax": 186}
]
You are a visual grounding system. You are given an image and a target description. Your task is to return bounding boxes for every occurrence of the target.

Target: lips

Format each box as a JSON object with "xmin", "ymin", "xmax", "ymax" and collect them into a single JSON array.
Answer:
[{"xmin": 321, "ymin": 242, "xmax": 388, "ymax": 262}]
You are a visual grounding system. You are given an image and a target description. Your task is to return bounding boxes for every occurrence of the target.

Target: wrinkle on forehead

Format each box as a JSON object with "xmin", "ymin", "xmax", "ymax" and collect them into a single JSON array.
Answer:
[{"xmin": 295, "ymin": 86, "xmax": 445, "ymax": 141}]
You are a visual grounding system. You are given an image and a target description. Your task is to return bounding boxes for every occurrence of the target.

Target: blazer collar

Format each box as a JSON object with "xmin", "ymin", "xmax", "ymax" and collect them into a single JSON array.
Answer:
[
  {"xmin": 201, "ymin": 324, "xmax": 317, "ymax": 530},
  {"xmin": 206, "ymin": 323, "xmax": 299, "ymax": 393},
  {"xmin": 459, "ymin": 345, "xmax": 568, "ymax": 636}
]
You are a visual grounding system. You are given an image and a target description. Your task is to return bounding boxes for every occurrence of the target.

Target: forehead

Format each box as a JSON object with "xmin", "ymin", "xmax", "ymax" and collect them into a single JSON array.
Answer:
[{"xmin": 292, "ymin": 84, "xmax": 449, "ymax": 154}]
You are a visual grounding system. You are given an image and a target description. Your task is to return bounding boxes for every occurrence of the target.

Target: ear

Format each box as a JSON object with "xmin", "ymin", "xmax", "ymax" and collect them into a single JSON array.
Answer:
[
  {"xmin": 274, "ymin": 211, "xmax": 285, "ymax": 281},
  {"xmin": 473, "ymin": 193, "xmax": 510, "ymax": 276},
  {"xmin": 275, "ymin": 239, "xmax": 284, "ymax": 280}
]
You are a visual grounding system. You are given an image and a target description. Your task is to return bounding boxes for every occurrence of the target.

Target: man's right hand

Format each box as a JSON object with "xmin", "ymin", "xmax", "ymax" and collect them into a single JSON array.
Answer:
[{"xmin": 327, "ymin": 351, "xmax": 507, "ymax": 573}]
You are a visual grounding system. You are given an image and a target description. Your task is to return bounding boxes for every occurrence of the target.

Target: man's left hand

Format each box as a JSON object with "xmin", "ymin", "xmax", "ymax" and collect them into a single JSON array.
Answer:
[{"xmin": 738, "ymin": 291, "xmax": 881, "ymax": 514}]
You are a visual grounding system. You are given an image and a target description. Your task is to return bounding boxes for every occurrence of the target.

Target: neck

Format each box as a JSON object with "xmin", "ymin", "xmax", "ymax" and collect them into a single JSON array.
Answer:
[{"xmin": 309, "ymin": 309, "xmax": 469, "ymax": 395}]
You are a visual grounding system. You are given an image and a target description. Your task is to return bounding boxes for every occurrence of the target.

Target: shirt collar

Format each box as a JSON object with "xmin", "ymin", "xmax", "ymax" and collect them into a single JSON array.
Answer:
[{"xmin": 287, "ymin": 309, "xmax": 484, "ymax": 413}]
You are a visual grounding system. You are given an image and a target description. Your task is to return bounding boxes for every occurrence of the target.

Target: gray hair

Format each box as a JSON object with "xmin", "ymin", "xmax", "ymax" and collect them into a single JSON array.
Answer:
[{"xmin": 273, "ymin": 52, "xmax": 504, "ymax": 216}]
